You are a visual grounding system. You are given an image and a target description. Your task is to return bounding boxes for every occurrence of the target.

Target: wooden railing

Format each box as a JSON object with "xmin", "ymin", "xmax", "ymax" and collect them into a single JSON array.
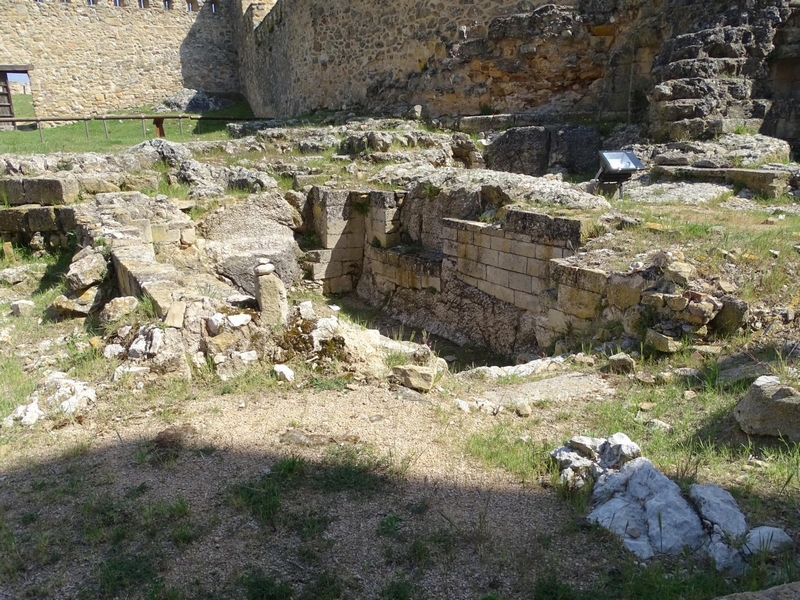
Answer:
[{"xmin": 0, "ymin": 114, "xmax": 260, "ymax": 142}]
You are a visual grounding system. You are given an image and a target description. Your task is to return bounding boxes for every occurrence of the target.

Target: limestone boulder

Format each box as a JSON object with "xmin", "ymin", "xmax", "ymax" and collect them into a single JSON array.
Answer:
[
  {"xmin": 710, "ymin": 581, "xmax": 800, "ymax": 600},
  {"xmin": 199, "ymin": 193, "xmax": 301, "ymax": 293},
  {"xmin": 689, "ymin": 483, "xmax": 747, "ymax": 539},
  {"xmin": 734, "ymin": 376, "xmax": 800, "ymax": 441},
  {"xmin": 125, "ymin": 138, "xmax": 192, "ymax": 168},
  {"xmin": 485, "ymin": 126, "xmax": 550, "ymax": 176},
  {"xmin": 742, "ymin": 526, "xmax": 793, "ymax": 556},
  {"xmin": 10, "ymin": 300, "xmax": 36, "ymax": 317},
  {"xmin": 392, "ymin": 365, "xmax": 435, "ymax": 392},
  {"xmin": 99, "ymin": 296, "xmax": 139, "ymax": 324},
  {"xmin": 65, "ymin": 250, "xmax": 107, "ymax": 292},
  {"xmin": 588, "ymin": 457, "xmax": 706, "ymax": 558}
]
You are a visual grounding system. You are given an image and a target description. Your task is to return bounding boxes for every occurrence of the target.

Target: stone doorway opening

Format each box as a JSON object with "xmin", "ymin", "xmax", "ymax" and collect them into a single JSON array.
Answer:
[{"xmin": 0, "ymin": 66, "xmax": 33, "ymax": 131}]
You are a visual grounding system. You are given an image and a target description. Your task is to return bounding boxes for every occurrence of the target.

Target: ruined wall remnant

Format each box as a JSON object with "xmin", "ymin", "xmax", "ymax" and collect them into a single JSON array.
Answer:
[
  {"xmin": 235, "ymin": 0, "xmax": 583, "ymax": 118},
  {"xmin": 0, "ymin": 0, "xmax": 240, "ymax": 116}
]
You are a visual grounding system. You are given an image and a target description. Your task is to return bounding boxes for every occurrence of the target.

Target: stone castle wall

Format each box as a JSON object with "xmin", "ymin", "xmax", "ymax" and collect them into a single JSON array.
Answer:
[
  {"xmin": 235, "ymin": 0, "xmax": 570, "ymax": 118},
  {"xmin": 0, "ymin": 0, "xmax": 240, "ymax": 117}
]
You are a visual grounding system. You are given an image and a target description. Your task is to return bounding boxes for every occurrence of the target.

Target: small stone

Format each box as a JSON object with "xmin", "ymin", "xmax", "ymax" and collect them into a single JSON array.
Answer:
[
  {"xmin": 392, "ymin": 365, "xmax": 435, "ymax": 392},
  {"xmin": 99, "ymin": 296, "xmax": 139, "ymax": 323},
  {"xmin": 2, "ymin": 242, "xmax": 14, "ymax": 262},
  {"xmin": 769, "ymin": 249, "xmax": 780, "ymax": 258},
  {"xmin": 664, "ymin": 261, "xmax": 696, "ymax": 286},
  {"xmin": 207, "ymin": 313, "xmax": 225, "ymax": 336},
  {"xmin": 515, "ymin": 403, "xmax": 532, "ymax": 417},
  {"xmin": 656, "ymin": 371, "xmax": 674, "ymax": 384},
  {"xmin": 274, "ymin": 364, "xmax": 295, "ymax": 382},
  {"xmin": 635, "ymin": 372, "xmax": 656, "ymax": 385},
  {"xmin": 646, "ymin": 419, "xmax": 672, "ymax": 432},
  {"xmin": 226, "ymin": 313, "xmax": 252, "ymax": 328},
  {"xmin": 10, "ymin": 300, "xmax": 36, "ymax": 317},
  {"xmin": 684, "ymin": 390, "xmax": 698, "ymax": 400},
  {"xmin": 113, "ymin": 364, "xmax": 150, "ymax": 381},
  {"xmin": 718, "ymin": 280, "xmax": 737, "ymax": 293},
  {"xmin": 646, "ymin": 329, "xmax": 681, "ymax": 353},
  {"xmin": 255, "ymin": 263, "xmax": 275, "ymax": 276},
  {"xmin": 163, "ymin": 301, "xmax": 186, "ymax": 329},
  {"xmin": 180, "ymin": 228, "xmax": 196, "ymax": 245},
  {"xmin": 297, "ymin": 300, "xmax": 316, "ymax": 320},
  {"xmin": 454, "ymin": 399, "xmax": 471, "ymax": 413},
  {"xmin": 742, "ymin": 526, "xmax": 793, "ymax": 556},
  {"xmin": 639, "ymin": 402, "xmax": 657, "ymax": 411},
  {"xmin": 103, "ymin": 344, "xmax": 125, "ymax": 359},
  {"xmin": 444, "ymin": 355, "xmax": 457, "ymax": 363},
  {"xmin": 609, "ymin": 352, "xmax": 636, "ymax": 374}
]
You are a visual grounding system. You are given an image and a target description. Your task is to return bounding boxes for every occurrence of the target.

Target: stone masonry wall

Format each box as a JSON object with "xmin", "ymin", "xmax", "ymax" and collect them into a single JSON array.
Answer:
[
  {"xmin": 0, "ymin": 0, "xmax": 240, "ymax": 116},
  {"xmin": 235, "ymin": 0, "xmax": 570, "ymax": 118}
]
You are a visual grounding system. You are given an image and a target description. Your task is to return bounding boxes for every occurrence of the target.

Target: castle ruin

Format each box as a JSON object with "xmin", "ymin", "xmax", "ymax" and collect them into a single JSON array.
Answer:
[{"xmin": 0, "ymin": 0, "xmax": 799, "ymax": 147}]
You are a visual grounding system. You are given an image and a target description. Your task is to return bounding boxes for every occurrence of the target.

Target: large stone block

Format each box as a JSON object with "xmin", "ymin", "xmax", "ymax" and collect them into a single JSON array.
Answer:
[
  {"xmin": 484, "ymin": 126, "xmax": 550, "ymax": 176},
  {"xmin": 734, "ymin": 376, "xmax": 800, "ymax": 441},
  {"xmin": 558, "ymin": 284, "xmax": 601, "ymax": 319}
]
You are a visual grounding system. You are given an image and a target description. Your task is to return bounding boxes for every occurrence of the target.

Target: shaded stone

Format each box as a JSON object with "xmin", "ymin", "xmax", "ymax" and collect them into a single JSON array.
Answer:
[
  {"xmin": 10, "ymin": 300, "xmax": 36, "ymax": 317},
  {"xmin": 664, "ymin": 261, "xmax": 696, "ymax": 286},
  {"xmin": 689, "ymin": 483, "xmax": 747, "ymax": 539},
  {"xmin": 742, "ymin": 526, "xmax": 793, "ymax": 556},
  {"xmin": 710, "ymin": 295, "xmax": 749, "ymax": 336},
  {"xmin": 734, "ymin": 376, "xmax": 800, "ymax": 441},
  {"xmin": 646, "ymin": 329, "xmax": 681, "ymax": 353},
  {"xmin": 609, "ymin": 352, "xmax": 636, "ymax": 374}
]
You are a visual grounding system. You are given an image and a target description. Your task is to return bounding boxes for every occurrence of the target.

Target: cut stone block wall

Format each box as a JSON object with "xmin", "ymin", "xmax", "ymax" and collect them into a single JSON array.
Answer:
[
  {"xmin": 305, "ymin": 186, "xmax": 368, "ymax": 294},
  {"xmin": 0, "ymin": 0, "xmax": 240, "ymax": 117},
  {"xmin": 441, "ymin": 213, "xmax": 578, "ymax": 312}
]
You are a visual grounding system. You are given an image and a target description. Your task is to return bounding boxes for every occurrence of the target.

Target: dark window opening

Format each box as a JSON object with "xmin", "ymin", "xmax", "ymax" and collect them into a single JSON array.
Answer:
[
  {"xmin": 163, "ymin": 0, "xmax": 172, "ymax": 9},
  {"xmin": 210, "ymin": 0, "xmax": 217, "ymax": 13},
  {"xmin": 139, "ymin": 0, "xmax": 149, "ymax": 7},
  {"xmin": 187, "ymin": 0, "xmax": 198, "ymax": 11}
]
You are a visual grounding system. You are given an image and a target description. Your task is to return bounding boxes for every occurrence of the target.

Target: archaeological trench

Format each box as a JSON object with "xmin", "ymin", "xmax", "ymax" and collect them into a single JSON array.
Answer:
[{"xmin": 1, "ymin": 0, "xmax": 800, "ymax": 597}]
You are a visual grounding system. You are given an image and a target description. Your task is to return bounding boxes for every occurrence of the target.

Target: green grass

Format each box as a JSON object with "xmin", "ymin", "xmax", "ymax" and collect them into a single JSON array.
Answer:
[
  {"xmin": 0, "ymin": 357, "xmax": 38, "ymax": 416},
  {"xmin": 10, "ymin": 94, "xmax": 35, "ymax": 118},
  {"xmin": 239, "ymin": 569, "xmax": 293, "ymax": 600},
  {"xmin": 465, "ymin": 425, "xmax": 557, "ymax": 485},
  {"xmin": 0, "ymin": 100, "xmax": 254, "ymax": 154}
]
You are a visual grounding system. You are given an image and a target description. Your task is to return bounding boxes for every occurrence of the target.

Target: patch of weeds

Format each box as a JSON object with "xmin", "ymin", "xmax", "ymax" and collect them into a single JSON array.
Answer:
[
  {"xmin": 497, "ymin": 373, "xmax": 523, "ymax": 385},
  {"xmin": 379, "ymin": 575, "xmax": 422, "ymax": 600},
  {"xmin": 92, "ymin": 552, "xmax": 158, "ymax": 597},
  {"xmin": 407, "ymin": 498, "xmax": 430, "ymax": 516},
  {"xmin": 407, "ymin": 537, "xmax": 432, "ymax": 569},
  {"xmin": 142, "ymin": 495, "xmax": 190, "ymax": 537},
  {"xmin": 0, "ymin": 357, "xmax": 38, "ymax": 417},
  {"xmin": 379, "ymin": 514, "xmax": 403, "ymax": 536},
  {"xmin": 531, "ymin": 573, "xmax": 584, "ymax": 599},
  {"xmin": 0, "ymin": 513, "xmax": 24, "ymax": 578},
  {"xmin": 466, "ymin": 426, "xmax": 557, "ymax": 484},
  {"xmin": 290, "ymin": 509, "xmax": 330, "ymax": 540},
  {"xmin": 239, "ymin": 568, "xmax": 293, "ymax": 600},
  {"xmin": 80, "ymin": 494, "xmax": 134, "ymax": 545},
  {"xmin": 384, "ymin": 350, "xmax": 410, "ymax": 369},
  {"xmin": 230, "ymin": 456, "xmax": 306, "ymax": 525},
  {"xmin": 313, "ymin": 446, "xmax": 389, "ymax": 494},
  {"xmin": 309, "ymin": 374, "xmax": 349, "ymax": 392},
  {"xmin": 213, "ymin": 367, "xmax": 279, "ymax": 396},
  {"xmin": 171, "ymin": 522, "xmax": 201, "ymax": 547},
  {"xmin": 297, "ymin": 570, "xmax": 344, "ymax": 600}
]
